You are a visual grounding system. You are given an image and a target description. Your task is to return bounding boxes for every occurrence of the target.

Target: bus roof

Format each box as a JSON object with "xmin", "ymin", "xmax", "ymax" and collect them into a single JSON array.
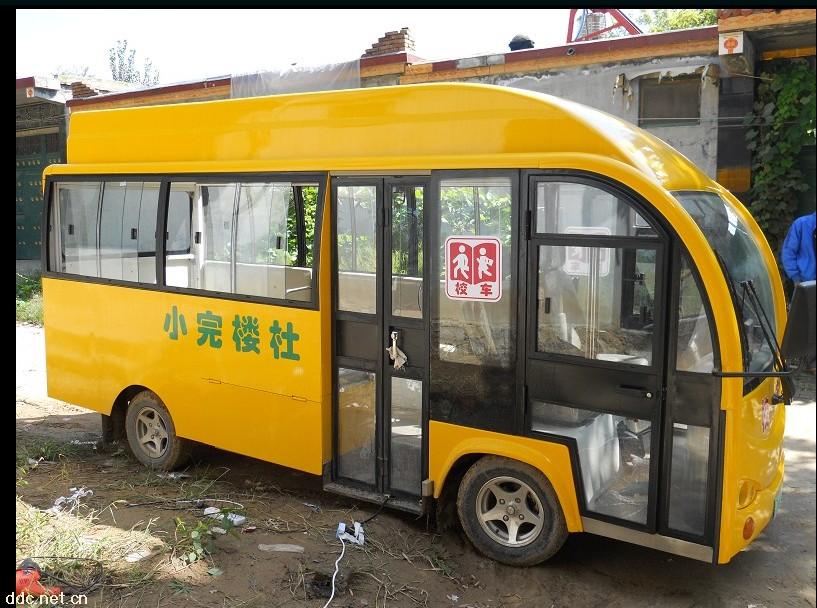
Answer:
[{"xmin": 57, "ymin": 82, "xmax": 714, "ymax": 191}]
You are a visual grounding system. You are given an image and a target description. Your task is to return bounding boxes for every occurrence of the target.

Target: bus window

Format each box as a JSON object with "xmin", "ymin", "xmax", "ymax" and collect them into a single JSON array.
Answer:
[
  {"xmin": 336, "ymin": 185, "xmax": 377, "ymax": 314},
  {"xmin": 676, "ymin": 256, "xmax": 714, "ymax": 373},
  {"xmin": 667, "ymin": 255, "xmax": 715, "ymax": 538},
  {"xmin": 165, "ymin": 185, "xmax": 195, "ymax": 289},
  {"xmin": 56, "ymin": 182, "xmax": 101, "ymax": 277},
  {"xmin": 99, "ymin": 182, "xmax": 160, "ymax": 283},
  {"xmin": 166, "ymin": 179, "xmax": 319, "ymax": 302},
  {"xmin": 536, "ymin": 181, "xmax": 657, "ymax": 238},
  {"xmin": 437, "ymin": 177, "xmax": 513, "ymax": 366},
  {"xmin": 673, "ymin": 191, "xmax": 775, "ymax": 376},
  {"xmin": 536, "ymin": 245, "xmax": 656, "ymax": 365},
  {"xmin": 201, "ymin": 184, "xmax": 237, "ymax": 292},
  {"xmin": 391, "ymin": 185, "xmax": 424, "ymax": 319},
  {"xmin": 235, "ymin": 183, "xmax": 288, "ymax": 299},
  {"xmin": 530, "ymin": 401, "xmax": 652, "ymax": 525}
]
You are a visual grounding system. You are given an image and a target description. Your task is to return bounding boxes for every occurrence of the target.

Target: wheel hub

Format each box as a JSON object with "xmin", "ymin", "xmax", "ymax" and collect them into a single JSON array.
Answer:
[
  {"xmin": 135, "ymin": 406, "xmax": 169, "ymax": 459},
  {"xmin": 475, "ymin": 476, "xmax": 545, "ymax": 548}
]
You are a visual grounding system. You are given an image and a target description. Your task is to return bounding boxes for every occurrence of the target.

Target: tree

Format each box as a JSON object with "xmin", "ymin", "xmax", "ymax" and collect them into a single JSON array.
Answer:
[
  {"xmin": 636, "ymin": 9, "xmax": 717, "ymax": 32},
  {"xmin": 52, "ymin": 64, "xmax": 91, "ymax": 80},
  {"xmin": 108, "ymin": 40, "xmax": 160, "ymax": 86}
]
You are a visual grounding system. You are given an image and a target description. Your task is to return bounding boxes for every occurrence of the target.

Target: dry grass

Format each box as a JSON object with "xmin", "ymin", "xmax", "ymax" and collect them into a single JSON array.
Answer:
[{"xmin": 15, "ymin": 496, "xmax": 166, "ymax": 593}]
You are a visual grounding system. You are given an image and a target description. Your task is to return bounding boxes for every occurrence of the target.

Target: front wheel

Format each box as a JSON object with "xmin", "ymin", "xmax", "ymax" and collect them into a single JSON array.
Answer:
[
  {"xmin": 125, "ymin": 390, "xmax": 191, "ymax": 471},
  {"xmin": 456, "ymin": 456, "xmax": 568, "ymax": 566}
]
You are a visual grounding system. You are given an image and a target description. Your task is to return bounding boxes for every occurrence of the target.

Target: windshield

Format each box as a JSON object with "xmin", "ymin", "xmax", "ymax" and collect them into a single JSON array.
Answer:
[{"xmin": 673, "ymin": 191, "xmax": 775, "ymax": 374}]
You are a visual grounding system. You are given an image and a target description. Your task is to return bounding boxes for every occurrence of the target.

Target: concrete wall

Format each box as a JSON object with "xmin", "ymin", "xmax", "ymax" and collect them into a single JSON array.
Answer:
[{"xmin": 453, "ymin": 55, "xmax": 721, "ymax": 178}]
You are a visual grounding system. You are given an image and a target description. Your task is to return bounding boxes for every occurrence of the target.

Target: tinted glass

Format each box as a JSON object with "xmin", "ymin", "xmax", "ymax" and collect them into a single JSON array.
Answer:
[{"xmin": 674, "ymin": 191, "xmax": 774, "ymax": 373}]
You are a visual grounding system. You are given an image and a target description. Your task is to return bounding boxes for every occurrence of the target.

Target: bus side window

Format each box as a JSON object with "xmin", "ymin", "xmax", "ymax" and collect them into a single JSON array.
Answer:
[
  {"xmin": 675, "ymin": 256, "xmax": 714, "ymax": 373},
  {"xmin": 56, "ymin": 182, "xmax": 102, "ymax": 277},
  {"xmin": 99, "ymin": 182, "xmax": 160, "ymax": 284},
  {"xmin": 234, "ymin": 182, "xmax": 318, "ymax": 302},
  {"xmin": 165, "ymin": 185, "xmax": 197, "ymax": 290},
  {"xmin": 168, "ymin": 179, "xmax": 319, "ymax": 301}
]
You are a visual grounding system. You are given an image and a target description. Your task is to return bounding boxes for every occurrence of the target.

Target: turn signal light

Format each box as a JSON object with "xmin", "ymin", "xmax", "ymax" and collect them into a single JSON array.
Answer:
[{"xmin": 742, "ymin": 517, "xmax": 755, "ymax": 540}]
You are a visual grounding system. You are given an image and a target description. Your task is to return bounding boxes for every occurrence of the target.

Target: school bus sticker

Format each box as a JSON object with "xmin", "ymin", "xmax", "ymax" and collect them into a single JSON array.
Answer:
[{"xmin": 445, "ymin": 236, "xmax": 502, "ymax": 302}]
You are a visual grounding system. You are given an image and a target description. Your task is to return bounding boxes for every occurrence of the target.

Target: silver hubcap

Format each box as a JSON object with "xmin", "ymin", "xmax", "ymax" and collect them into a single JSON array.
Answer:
[
  {"xmin": 135, "ymin": 406, "xmax": 170, "ymax": 458},
  {"xmin": 476, "ymin": 476, "xmax": 545, "ymax": 547}
]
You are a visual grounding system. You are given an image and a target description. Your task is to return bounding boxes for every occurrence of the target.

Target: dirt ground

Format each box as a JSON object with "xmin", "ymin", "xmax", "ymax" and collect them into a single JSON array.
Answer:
[{"xmin": 16, "ymin": 323, "xmax": 817, "ymax": 608}]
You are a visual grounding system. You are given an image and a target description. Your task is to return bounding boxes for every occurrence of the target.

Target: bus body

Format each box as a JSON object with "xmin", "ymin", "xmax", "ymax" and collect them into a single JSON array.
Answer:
[{"xmin": 41, "ymin": 83, "xmax": 788, "ymax": 566}]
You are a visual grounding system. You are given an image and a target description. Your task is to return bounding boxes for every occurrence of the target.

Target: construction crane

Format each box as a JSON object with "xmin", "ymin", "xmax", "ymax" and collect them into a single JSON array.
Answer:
[{"xmin": 566, "ymin": 9, "xmax": 642, "ymax": 43}]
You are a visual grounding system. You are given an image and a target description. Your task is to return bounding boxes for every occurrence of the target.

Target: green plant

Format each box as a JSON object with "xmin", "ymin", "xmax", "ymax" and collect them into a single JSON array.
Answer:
[
  {"xmin": 16, "ymin": 294, "xmax": 43, "ymax": 325},
  {"xmin": 16, "ymin": 273, "xmax": 44, "ymax": 325},
  {"xmin": 168, "ymin": 579, "xmax": 193, "ymax": 595},
  {"xmin": 16, "ymin": 273, "xmax": 42, "ymax": 300},
  {"xmin": 745, "ymin": 59, "xmax": 816, "ymax": 256},
  {"xmin": 173, "ymin": 509, "xmax": 240, "ymax": 565},
  {"xmin": 174, "ymin": 518, "xmax": 213, "ymax": 564}
]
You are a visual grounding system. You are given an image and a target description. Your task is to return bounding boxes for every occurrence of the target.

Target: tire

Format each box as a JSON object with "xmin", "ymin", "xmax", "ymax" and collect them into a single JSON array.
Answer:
[
  {"xmin": 125, "ymin": 390, "xmax": 191, "ymax": 471},
  {"xmin": 456, "ymin": 456, "xmax": 568, "ymax": 566}
]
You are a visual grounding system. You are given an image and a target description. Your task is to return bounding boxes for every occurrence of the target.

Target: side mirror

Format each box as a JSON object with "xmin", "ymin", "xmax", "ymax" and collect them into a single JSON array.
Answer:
[{"xmin": 781, "ymin": 280, "xmax": 816, "ymax": 362}]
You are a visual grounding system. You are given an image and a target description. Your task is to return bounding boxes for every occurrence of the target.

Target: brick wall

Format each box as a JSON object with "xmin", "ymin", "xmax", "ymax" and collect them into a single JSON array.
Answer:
[
  {"xmin": 362, "ymin": 27, "xmax": 415, "ymax": 57},
  {"xmin": 717, "ymin": 9, "xmax": 776, "ymax": 19},
  {"xmin": 70, "ymin": 81, "xmax": 98, "ymax": 99}
]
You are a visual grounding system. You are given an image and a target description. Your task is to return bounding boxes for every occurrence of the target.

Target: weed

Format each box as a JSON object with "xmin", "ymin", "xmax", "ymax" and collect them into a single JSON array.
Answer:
[
  {"xmin": 16, "ymin": 272, "xmax": 42, "ymax": 300},
  {"xmin": 16, "ymin": 293, "xmax": 43, "ymax": 325},
  {"xmin": 21, "ymin": 438, "xmax": 76, "ymax": 462},
  {"xmin": 168, "ymin": 579, "xmax": 193, "ymax": 595},
  {"xmin": 16, "ymin": 496, "xmax": 164, "ymax": 595}
]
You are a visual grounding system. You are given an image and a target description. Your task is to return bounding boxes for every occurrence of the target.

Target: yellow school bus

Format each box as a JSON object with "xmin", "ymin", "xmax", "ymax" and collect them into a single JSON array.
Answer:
[{"xmin": 42, "ymin": 83, "xmax": 794, "ymax": 566}]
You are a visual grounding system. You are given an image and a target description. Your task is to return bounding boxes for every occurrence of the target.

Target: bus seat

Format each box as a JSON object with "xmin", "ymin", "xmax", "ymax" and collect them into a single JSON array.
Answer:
[{"xmin": 532, "ymin": 408, "xmax": 620, "ymax": 504}]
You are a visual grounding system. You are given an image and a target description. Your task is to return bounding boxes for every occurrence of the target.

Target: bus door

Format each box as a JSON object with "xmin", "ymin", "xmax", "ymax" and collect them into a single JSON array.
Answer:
[
  {"xmin": 524, "ymin": 174, "xmax": 669, "ymax": 535},
  {"xmin": 328, "ymin": 177, "xmax": 429, "ymax": 512}
]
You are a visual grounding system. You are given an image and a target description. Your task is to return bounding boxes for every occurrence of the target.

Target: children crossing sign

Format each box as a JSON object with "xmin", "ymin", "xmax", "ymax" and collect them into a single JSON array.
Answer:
[{"xmin": 445, "ymin": 235, "xmax": 502, "ymax": 302}]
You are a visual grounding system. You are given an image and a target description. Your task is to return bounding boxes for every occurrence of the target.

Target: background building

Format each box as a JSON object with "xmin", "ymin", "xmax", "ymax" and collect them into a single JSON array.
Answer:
[{"xmin": 19, "ymin": 9, "xmax": 816, "ymax": 271}]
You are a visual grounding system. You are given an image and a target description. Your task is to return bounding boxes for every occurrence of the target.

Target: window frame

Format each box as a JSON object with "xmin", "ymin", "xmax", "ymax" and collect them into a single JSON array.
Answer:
[
  {"xmin": 528, "ymin": 173, "xmax": 668, "ymax": 373},
  {"xmin": 43, "ymin": 172, "xmax": 327, "ymax": 311}
]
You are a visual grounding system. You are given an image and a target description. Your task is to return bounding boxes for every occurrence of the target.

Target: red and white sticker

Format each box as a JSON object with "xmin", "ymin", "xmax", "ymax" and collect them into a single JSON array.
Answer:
[{"xmin": 445, "ymin": 236, "xmax": 502, "ymax": 302}]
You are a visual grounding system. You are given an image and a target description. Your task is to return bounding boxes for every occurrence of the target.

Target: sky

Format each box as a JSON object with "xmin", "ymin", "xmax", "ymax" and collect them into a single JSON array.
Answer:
[{"xmin": 16, "ymin": 9, "xmax": 640, "ymax": 84}]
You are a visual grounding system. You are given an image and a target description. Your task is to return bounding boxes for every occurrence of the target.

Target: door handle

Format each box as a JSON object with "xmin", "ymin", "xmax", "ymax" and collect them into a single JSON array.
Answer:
[
  {"xmin": 615, "ymin": 385, "xmax": 654, "ymax": 399},
  {"xmin": 386, "ymin": 330, "xmax": 408, "ymax": 370}
]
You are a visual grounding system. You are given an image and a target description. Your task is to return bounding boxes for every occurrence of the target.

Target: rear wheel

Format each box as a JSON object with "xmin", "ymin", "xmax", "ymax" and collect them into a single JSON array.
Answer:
[
  {"xmin": 125, "ymin": 391, "xmax": 191, "ymax": 470},
  {"xmin": 456, "ymin": 456, "xmax": 568, "ymax": 566}
]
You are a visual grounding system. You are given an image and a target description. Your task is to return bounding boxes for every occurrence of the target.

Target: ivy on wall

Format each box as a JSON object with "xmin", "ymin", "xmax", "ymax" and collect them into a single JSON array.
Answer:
[{"xmin": 745, "ymin": 59, "xmax": 816, "ymax": 255}]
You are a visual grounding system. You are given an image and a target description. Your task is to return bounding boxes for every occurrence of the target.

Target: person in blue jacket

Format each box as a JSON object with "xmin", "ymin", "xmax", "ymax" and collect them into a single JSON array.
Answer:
[
  {"xmin": 781, "ymin": 211, "xmax": 816, "ymax": 373},
  {"xmin": 781, "ymin": 211, "xmax": 816, "ymax": 284}
]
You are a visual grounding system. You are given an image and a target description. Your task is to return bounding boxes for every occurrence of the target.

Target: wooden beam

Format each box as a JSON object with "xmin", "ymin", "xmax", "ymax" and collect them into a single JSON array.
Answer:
[
  {"xmin": 360, "ymin": 61, "xmax": 407, "ymax": 78},
  {"xmin": 719, "ymin": 9, "xmax": 816, "ymax": 32},
  {"xmin": 761, "ymin": 46, "xmax": 816, "ymax": 60},
  {"xmin": 402, "ymin": 38, "xmax": 717, "ymax": 84},
  {"xmin": 69, "ymin": 85, "xmax": 231, "ymax": 112}
]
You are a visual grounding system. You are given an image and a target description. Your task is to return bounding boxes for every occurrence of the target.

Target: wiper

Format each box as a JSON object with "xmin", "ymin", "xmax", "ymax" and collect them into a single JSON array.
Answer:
[
  {"xmin": 739, "ymin": 279, "xmax": 786, "ymax": 373},
  {"xmin": 710, "ymin": 256, "xmax": 794, "ymax": 394}
]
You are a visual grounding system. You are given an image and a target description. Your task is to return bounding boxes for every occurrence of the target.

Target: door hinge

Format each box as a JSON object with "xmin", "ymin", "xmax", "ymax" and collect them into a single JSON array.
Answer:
[{"xmin": 525, "ymin": 209, "xmax": 532, "ymax": 241}]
